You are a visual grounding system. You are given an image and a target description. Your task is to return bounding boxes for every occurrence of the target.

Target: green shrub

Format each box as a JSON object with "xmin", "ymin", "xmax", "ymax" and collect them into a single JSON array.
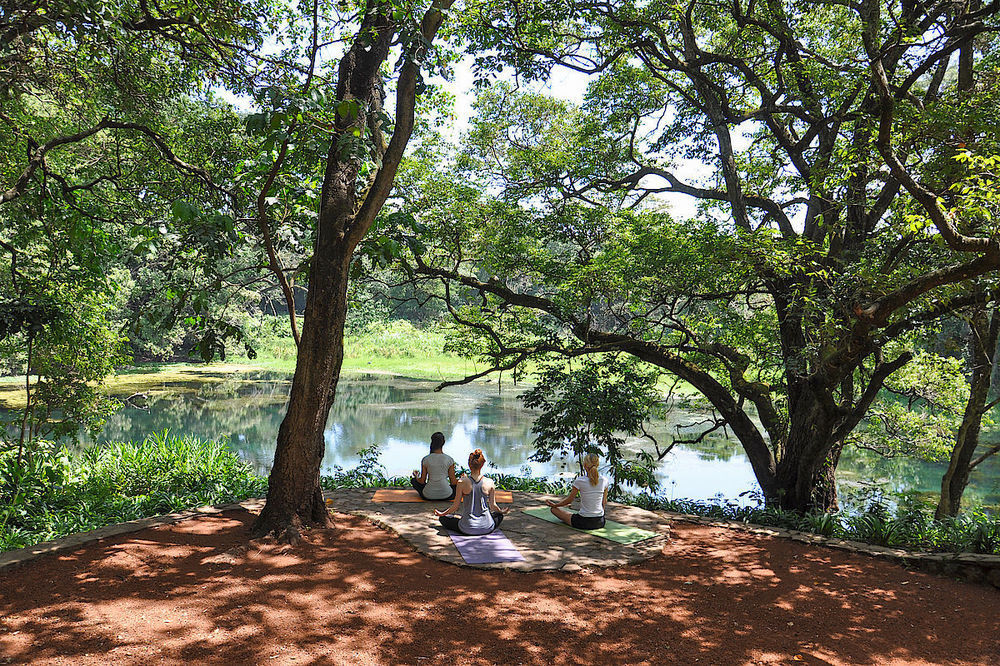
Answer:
[
  {"xmin": 803, "ymin": 512, "xmax": 840, "ymax": 538},
  {"xmin": 622, "ymin": 490, "xmax": 998, "ymax": 555},
  {"xmin": 0, "ymin": 432, "xmax": 266, "ymax": 552}
]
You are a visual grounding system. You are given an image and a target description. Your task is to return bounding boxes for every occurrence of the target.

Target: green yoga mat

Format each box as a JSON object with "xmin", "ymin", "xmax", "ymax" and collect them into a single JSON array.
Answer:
[{"xmin": 522, "ymin": 507, "xmax": 660, "ymax": 544}]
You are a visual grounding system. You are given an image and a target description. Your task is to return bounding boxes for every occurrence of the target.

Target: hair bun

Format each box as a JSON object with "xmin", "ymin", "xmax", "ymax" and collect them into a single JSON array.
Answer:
[{"xmin": 469, "ymin": 448, "xmax": 486, "ymax": 467}]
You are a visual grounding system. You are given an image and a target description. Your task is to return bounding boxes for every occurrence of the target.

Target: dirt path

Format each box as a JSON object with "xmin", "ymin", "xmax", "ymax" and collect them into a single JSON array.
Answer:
[{"xmin": 1, "ymin": 509, "xmax": 998, "ymax": 665}]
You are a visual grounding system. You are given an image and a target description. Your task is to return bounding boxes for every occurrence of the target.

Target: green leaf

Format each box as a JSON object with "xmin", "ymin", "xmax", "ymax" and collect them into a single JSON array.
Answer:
[{"xmin": 170, "ymin": 200, "xmax": 198, "ymax": 222}]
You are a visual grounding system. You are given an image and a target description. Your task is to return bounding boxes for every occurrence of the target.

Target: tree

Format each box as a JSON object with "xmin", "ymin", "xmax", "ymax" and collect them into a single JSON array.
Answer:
[
  {"xmin": 2, "ymin": 0, "xmax": 462, "ymax": 540},
  {"xmin": 382, "ymin": 1, "xmax": 1000, "ymax": 512},
  {"xmin": 1, "ymin": 0, "xmax": 267, "ymax": 433},
  {"xmin": 1, "ymin": 0, "xmax": 270, "ymax": 354},
  {"xmin": 850, "ymin": 294, "xmax": 1000, "ymax": 518},
  {"xmin": 249, "ymin": 0, "xmax": 456, "ymax": 540},
  {"xmin": 521, "ymin": 356, "xmax": 669, "ymax": 494},
  {"xmin": 936, "ymin": 303, "xmax": 1000, "ymax": 517}
]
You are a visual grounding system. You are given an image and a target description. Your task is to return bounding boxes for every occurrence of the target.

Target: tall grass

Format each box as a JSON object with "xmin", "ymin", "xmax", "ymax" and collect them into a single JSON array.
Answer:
[
  {"xmin": 235, "ymin": 317, "xmax": 472, "ymax": 378},
  {"xmin": 243, "ymin": 316, "xmax": 450, "ymax": 363},
  {"xmin": 344, "ymin": 320, "xmax": 447, "ymax": 359}
]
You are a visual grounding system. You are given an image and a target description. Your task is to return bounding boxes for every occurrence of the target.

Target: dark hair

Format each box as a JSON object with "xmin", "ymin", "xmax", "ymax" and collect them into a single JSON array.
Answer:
[
  {"xmin": 468, "ymin": 448, "xmax": 486, "ymax": 470},
  {"xmin": 430, "ymin": 431, "xmax": 445, "ymax": 452}
]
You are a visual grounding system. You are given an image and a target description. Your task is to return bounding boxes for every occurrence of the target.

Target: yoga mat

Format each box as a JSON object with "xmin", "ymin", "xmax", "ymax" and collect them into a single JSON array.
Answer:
[
  {"xmin": 372, "ymin": 488, "xmax": 513, "ymax": 503},
  {"xmin": 449, "ymin": 530, "xmax": 525, "ymax": 564},
  {"xmin": 522, "ymin": 506, "xmax": 660, "ymax": 544}
]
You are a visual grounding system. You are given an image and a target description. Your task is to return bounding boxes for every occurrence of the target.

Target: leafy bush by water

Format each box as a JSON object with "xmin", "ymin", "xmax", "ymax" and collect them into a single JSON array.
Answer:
[
  {"xmin": 628, "ymin": 492, "xmax": 1000, "ymax": 555},
  {"xmin": 0, "ymin": 432, "xmax": 265, "ymax": 551},
  {"xmin": 320, "ymin": 443, "xmax": 410, "ymax": 489}
]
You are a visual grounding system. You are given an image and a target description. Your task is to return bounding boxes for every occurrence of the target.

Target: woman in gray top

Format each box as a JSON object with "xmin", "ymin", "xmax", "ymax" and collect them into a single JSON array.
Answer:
[
  {"xmin": 434, "ymin": 449, "xmax": 510, "ymax": 535},
  {"xmin": 410, "ymin": 432, "xmax": 458, "ymax": 500}
]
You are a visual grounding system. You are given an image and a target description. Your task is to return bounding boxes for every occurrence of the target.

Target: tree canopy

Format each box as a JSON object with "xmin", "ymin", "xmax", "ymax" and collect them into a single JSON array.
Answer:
[{"xmin": 374, "ymin": 0, "xmax": 1000, "ymax": 511}]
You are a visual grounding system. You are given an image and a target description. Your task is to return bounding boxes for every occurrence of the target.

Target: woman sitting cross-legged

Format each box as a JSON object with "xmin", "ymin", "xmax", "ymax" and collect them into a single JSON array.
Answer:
[
  {"xmin": 434, "ymin": 449, "xmax": 510, "ymax": 535},
  {"xmin": 546, "ymin": 453, "xmax": 609, "ymax": 530},
  {"xmin": 410, "ymin": 431, "xmax": 458, "ymax": 501}
]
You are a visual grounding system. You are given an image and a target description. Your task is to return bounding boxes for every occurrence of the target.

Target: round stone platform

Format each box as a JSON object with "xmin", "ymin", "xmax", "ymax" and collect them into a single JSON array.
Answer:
[{"xmin": 324, "ymin": 488, "xmax": 671, "ymax": 571}]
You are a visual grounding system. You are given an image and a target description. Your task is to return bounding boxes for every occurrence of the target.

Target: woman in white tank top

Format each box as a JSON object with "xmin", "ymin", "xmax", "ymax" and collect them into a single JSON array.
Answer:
[{"xmin": 546, "ymin": 454, "xmax": 608, "ymax": 530}]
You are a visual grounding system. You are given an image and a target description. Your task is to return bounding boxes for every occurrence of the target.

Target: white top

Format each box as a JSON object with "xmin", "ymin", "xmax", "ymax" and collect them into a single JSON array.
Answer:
[
  {"xmin": 421, "ymin": 452, "xmax": 455, "ymax": 499},
  {"xmin": 573, "ymin": 474, "xmax": 608, "ymax": 518}
]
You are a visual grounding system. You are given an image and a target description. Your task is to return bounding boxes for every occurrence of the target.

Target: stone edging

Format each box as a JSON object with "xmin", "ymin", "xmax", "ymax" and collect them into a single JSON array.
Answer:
[
  {"xmin": 658, "ymin": 511, "xmax": 1000, "ymax": 588},
  {"xmin": 0, "ymin": 498, "xmax": 266, "ymax": 574}
]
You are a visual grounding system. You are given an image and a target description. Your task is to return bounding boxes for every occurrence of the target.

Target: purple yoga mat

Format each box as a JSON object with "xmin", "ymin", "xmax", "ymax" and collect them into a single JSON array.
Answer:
[{"xmin": 448, "ymin": 530, "xmax": 525, "ymax": 564}]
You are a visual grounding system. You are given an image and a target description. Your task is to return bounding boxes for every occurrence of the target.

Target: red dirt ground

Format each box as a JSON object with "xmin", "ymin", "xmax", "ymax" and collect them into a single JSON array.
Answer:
[{"xmin": 1, "ymin": 509, "xmax": 998, "ymax": 665}]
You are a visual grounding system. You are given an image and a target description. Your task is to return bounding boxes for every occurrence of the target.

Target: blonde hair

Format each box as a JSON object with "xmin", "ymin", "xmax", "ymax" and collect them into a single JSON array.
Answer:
[{"xmin": 583, "ymin": 454, "xmax": 600, "ymax": 486}]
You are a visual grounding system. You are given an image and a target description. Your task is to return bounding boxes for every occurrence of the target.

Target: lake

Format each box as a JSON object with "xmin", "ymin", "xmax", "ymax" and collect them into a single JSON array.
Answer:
[{"xmin": 84, "ymin": 371, "xmax": 1000, "ymax": 510}]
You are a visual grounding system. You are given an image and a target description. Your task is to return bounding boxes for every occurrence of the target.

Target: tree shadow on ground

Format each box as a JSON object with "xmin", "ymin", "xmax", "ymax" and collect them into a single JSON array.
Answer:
[{"xmin": 1, "ymin": 510, "xmax": 999, "ymax": 665}]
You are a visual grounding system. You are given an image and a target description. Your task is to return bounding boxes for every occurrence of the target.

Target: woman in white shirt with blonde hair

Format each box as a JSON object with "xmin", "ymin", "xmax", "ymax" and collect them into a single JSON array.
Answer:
[{"xmin": 546, "ymin": 453, "xmax": 609, "ymax": 530}]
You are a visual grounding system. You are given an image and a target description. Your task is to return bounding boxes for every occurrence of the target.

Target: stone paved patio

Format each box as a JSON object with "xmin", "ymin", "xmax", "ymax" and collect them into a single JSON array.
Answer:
[{"xmin": 324, "ymin": 488, "xmax": 671, "ymax": 571}]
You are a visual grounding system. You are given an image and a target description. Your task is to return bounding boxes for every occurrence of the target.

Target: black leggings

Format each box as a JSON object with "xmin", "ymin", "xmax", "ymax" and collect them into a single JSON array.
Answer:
[
  {"xmin": 571, "ymin": 513, "xmax": 606, "ymax": 530},
  {"xmin": 439, "ymin": 512, "xmax": 504, "ymax": 535},
  {"xmin": 410, "ymin": 477, "xmax": 456, "ymax": 501}
]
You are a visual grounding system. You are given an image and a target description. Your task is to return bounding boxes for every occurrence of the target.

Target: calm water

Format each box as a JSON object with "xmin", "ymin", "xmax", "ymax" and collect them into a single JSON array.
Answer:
[{"xmin": 80, "ymin": 371, "xmax": 1000, "ymax": 510}]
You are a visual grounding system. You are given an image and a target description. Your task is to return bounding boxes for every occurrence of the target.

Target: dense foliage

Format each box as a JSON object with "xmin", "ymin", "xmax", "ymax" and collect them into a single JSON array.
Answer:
[
  {"xmin": 380, "ymin": 0, "xmax": 1000, "ymax": 513},
  {"xmin": 0, "ymin": 432, "xmax": 266, "ymax": 551}
]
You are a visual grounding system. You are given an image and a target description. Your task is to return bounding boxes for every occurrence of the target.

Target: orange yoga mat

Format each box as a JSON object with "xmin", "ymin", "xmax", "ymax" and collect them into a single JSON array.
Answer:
[{"xmin": 371, "ymin": 488, "xmax": 513, "ymax": 503}]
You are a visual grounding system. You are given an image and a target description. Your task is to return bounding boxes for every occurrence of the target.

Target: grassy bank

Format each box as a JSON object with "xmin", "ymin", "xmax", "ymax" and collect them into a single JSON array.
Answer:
[
  {"xmin": 0, "ymin": 321, "xmax": 482, "ymax": 409},
  {"xmin": 0, "ymin": 318, "xmax": 704, "ymax": 408},
  {"xmin": 247, "ymin": 319, "xmax": 479, "ymax": 379}
]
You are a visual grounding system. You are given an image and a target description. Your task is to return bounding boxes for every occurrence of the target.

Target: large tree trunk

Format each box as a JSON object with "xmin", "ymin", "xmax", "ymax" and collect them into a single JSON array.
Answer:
[
  {"xmin": 250, "ymin": 245, "xmax": 353, "ymax": 539},
  {"xmin": 251, "ymin": 0, "xmax": 453, "ymax": 540},
  {"xmin": 250, "ymin": 4, "xmax": 396, "ymax": 540},
  {"xmin": 936, "ymin": 305, "xmax": 1000, "ymax": 519},
  {"xmin": 772, "ymin": 385, "xmax": 841, "ymax": 513}
]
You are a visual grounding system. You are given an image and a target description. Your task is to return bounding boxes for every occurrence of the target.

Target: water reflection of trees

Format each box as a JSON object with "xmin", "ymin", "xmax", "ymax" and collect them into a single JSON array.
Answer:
[
  {"xmin": 66, "ymin": 373, "xmax": 1000, "ymax": 506},
  {"xmin": 840, "ymin": 444, "xmax": 1000, "ymax": 507},
  {"xmin": 326, "ymin": 385, "xmax": 539, "ymax": 470},
  {"xmin": 84, "ymin": 376, "xmax": 540, "ymax": 475}
]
